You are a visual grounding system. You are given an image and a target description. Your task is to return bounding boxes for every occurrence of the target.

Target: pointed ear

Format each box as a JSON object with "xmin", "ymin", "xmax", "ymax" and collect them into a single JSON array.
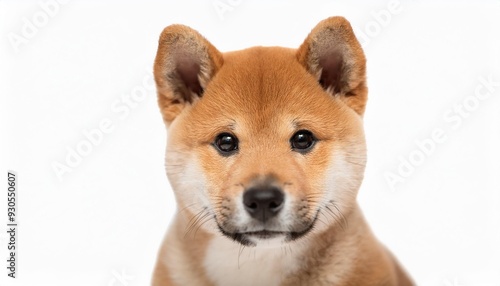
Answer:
[
  {"xmin": 154, "ymin": 25, "xmax": 223, "ymax": 123},
  {"xmin": 297, "ymin": 17, "xmax": 367, "ymax": 116}
]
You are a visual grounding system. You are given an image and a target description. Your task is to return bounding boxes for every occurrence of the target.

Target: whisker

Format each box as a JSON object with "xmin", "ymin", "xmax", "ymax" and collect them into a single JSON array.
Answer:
[
  {"xmin": 315, "ymin": 215, "xmax": 329, "ymax": 227},
  {"xmin": 331, "ymin": 202, "xmax": 348, "ymax": 230},
  {"xmin": 177, "ymin": 202, "xmax": 199, "ymax": 216},
  {"xmin": 193, "ymin": 212, "xmax": 213, "ymax": 238},
  {"xmin": 165, "ymin": 163, "xmax": 184, "ymax": 167},
  {"xmin": 184, "ymin": 208, "xmax": 208, "ymax": 238},
  {"xmin": 343, "ymin": 160, "xmax": 366, "ymax": 167},
  {"xmin": 238, "ymin": 243, "xmax": 246, "ymax": 270},
  {"xmin": 324, "ymin": 200, "xmax": 348, "ymax": 231},
  {"xmin": 325, "ymin": 205, "xmax": 345, "ymax": 231},
  {"xmin": 166, "ymin": 149, "xmax": 190, "ymax": 154}
]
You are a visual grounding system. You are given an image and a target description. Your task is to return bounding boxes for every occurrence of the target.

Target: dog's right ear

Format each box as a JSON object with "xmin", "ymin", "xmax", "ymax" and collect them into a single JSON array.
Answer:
[{"xmin": 154, "ymin": 25, "xmax": 223, "ymax": 123}]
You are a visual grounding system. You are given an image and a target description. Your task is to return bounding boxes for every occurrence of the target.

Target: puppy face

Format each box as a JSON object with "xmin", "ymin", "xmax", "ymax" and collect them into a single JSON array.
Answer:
[{"xmin": 155, "ymin": 17, "xmax": 367, "ymax": 246}]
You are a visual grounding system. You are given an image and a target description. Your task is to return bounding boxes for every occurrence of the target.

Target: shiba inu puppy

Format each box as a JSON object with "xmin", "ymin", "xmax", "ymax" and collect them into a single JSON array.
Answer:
[{"xmin": 152, "ymin": 16, "xmax": 413, "ymax": 286}]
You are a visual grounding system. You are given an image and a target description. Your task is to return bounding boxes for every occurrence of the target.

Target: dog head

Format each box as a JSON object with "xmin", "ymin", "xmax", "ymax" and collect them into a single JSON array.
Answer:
[{"xmin": 154, "ymin": 17, "xmax": 367, "ymax": 246}]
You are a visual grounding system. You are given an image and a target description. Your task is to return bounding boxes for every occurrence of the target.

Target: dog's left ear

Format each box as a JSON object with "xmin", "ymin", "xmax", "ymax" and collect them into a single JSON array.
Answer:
[{"xmin": 297, "ymin": 17, "xmax": 367, "ymax": 116}]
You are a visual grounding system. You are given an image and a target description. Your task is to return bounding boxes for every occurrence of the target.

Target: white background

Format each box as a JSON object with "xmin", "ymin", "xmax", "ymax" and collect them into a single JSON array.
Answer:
[{"xmin": 1, "ymin": 0, "xmax": 500, "ymax": 285}]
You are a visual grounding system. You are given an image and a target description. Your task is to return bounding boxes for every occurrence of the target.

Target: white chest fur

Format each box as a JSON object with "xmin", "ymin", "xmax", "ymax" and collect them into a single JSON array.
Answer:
[{"xmin": 203, "ymin": 236, "xmax": 305, "ymax": 286}]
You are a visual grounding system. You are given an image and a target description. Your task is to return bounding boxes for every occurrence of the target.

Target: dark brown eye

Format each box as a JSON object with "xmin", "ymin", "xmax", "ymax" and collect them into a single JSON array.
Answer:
[
  {"xmin": 214, "ymin": 133, "xmax": 238, "ymax": 155},
  {"xmin": 290, "ymin": 130, "xmax": 315, "ymax": 152}
]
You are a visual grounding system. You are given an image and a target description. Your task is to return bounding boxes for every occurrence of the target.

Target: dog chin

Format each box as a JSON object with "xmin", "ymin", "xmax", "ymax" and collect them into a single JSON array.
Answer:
[
  {"xmin": 221, "ymin": 229, "xmax": 313, "ymax": 247},
  {"xmin": 218, "ymin": 213, "xmax": 319, "ymax": 247},
  {"xmin": 221, "ymin": 230, "xmax": 290, "ymax": 247},
  {"xmin": 247, "ymin": 234, "xmax": 287, "ymax": 248}
]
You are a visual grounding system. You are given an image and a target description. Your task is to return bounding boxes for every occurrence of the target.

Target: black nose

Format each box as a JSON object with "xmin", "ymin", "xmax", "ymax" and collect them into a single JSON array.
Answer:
[{"xmin": 243, "ymin": 186, "xmax": 284, "ymax": 222}]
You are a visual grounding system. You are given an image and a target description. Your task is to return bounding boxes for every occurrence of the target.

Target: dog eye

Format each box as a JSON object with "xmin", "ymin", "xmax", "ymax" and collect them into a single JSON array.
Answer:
[
  {"xmin": 290, "ymin": 130, "xmax": 316, "ymax": 152},
  {"xmin": 214, "ymin": 133, "xmax": 238, "ymax": 154}
]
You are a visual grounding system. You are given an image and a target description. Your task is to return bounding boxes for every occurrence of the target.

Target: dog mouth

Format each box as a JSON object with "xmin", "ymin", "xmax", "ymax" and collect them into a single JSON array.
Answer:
[{"xmin": 217, "ymin": 211, "xmax": 319, "ymax": 246}]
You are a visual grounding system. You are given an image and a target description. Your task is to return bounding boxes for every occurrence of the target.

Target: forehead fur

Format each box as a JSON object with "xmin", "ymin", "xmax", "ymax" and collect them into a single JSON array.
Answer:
[{"xmin": 178, "ymin": 46, "xmax": 361, "ymax": 143}]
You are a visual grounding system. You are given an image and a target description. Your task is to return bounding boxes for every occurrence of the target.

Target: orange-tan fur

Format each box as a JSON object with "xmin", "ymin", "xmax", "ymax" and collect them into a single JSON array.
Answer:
[{"xmin": 152, "ymin": 17, "xmax": 413, "ymax": 286}]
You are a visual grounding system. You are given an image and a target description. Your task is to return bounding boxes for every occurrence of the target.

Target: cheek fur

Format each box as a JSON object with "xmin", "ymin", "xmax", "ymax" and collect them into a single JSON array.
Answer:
[
  {"xmin": 165, "ymin": 144, "xmax": 212, "ymax": 213},
  {"xmin": 322, "ymin": 142, "xmax": 366, "ymax": 209}
]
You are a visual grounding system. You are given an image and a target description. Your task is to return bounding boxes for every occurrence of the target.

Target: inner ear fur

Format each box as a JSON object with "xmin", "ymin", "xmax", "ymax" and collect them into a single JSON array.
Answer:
[
  {"xmin": 297, "ymin": 17, "xmax": 367, "ymax": 116},
  {"xmin": 154, "ymin": 24, "xmax": 223, "ymax": 123}
]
